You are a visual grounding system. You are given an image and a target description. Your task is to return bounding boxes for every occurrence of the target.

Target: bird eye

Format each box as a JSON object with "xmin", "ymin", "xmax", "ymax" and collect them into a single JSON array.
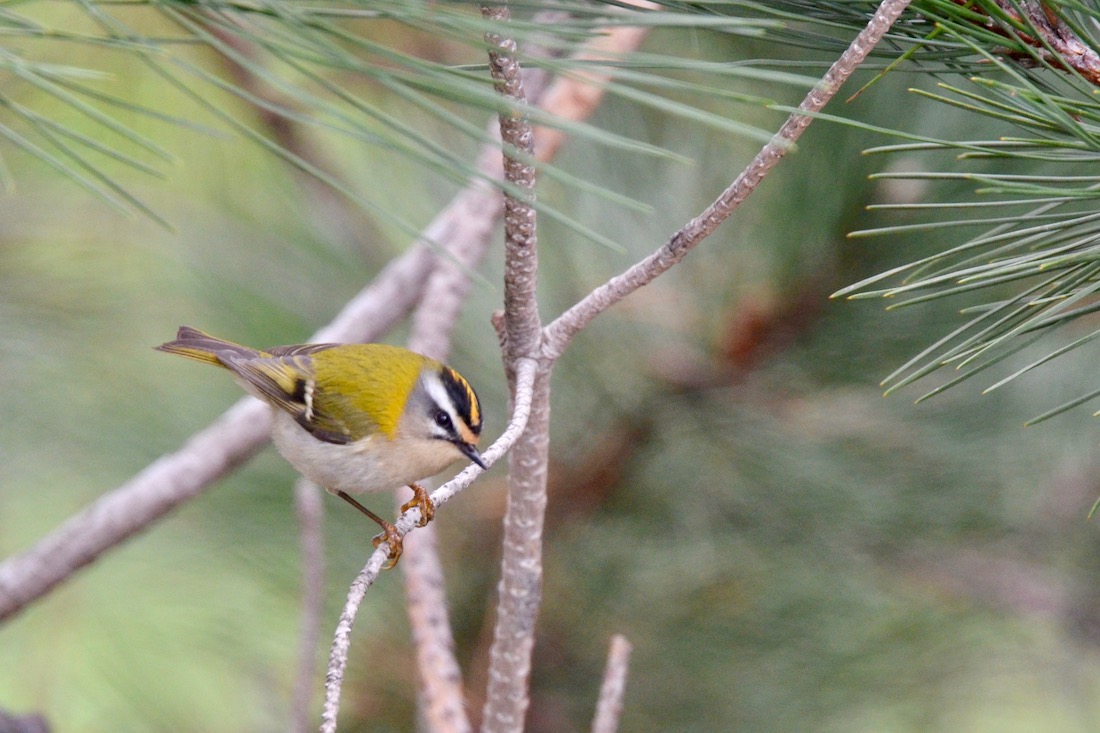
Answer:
[{"xmin": 434, "ymin": 410, "xmax": 453, "ymax": 430}]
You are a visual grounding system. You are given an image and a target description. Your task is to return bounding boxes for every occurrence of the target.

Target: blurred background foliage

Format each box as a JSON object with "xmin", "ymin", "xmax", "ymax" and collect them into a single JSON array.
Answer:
[{"xmin": 3, "ymin": 2, "xmax": 1100, "ymax": 732}]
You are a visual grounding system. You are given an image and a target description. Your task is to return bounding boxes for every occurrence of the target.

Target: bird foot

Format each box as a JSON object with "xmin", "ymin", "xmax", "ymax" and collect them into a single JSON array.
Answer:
[
  {"xmin": 371, "ymin": 522, "xmax": 403, "ymax": 569},
  {"xmin": 401, "ymin": 483, "xmax": 435, "ymax": 527}
]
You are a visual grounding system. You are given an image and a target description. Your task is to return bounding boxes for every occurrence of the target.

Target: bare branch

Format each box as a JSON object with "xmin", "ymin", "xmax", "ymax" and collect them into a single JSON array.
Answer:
[
  {"xmin": 291, "ymin": 480, "xmax": 326, "ymax": 733},
  {"xmin": 0, "ymin": 399, "xmax": 268, "ymax": 622},
  {"xmin": 477, "ymin": 372, "xmax": 550, "ymax": 733},
  {"xmin": 320, "ymin": 358, "xmax": 538, "ymax": 733},
  {"xmin": 476, "ymin": 5, "xmax": 555, "ymax": 733},
  {"xmin": 0, "ymin": 242, "xmax": 438, "ymax": 624},
  {"xmin": 485, "ymin": 7, "xmax": 542, "ymax": 365},
  {"xmin": 591, "ymin": 635, "xmax": 633, "ymax": 733},
  {"xmin": 401, "ymin": 525, "xmax": 470, "ymax": 733},
  {"xmin": 541, "ymin": 0, "xmax": 916, "ymax": 360},
  {"xmin": 316, "ymin": 19, "xmax": 623, "ymax": 715}
]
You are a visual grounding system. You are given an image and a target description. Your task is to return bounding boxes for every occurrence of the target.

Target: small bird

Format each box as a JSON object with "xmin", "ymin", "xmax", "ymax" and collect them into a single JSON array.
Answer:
[{"xmin": 156, "ymin": 326, "xmax": 486, "ymax": 565}]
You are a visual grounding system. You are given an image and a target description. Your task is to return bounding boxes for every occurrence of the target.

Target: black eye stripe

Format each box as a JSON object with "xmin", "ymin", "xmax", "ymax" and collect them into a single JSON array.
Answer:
[{"xmin": 440, "ymin": 367, "xmax": 482, "ymax": 435}]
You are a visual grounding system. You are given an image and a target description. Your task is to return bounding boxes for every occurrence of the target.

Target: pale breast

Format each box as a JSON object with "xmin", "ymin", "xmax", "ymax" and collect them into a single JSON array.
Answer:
[{"xmin": 269, "ymin": 410, "xmax": 463, "ymax": 494}]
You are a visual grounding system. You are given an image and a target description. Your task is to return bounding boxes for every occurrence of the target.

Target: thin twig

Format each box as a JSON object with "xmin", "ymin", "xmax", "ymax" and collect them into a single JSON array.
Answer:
[
  {"xmin": 291, "ymin": 479, "xmax": 326, "ymax": 733},
  {"xmin": 320, "ymin": 358, "xmax": 538, "ymax": 733},
  {"xmin": 591, "ymin": 635, "xmax": 633, "ymax": 733},
  {"xmin": 541, "ymin": 0, "xmax": 916, "ymax": 360}
]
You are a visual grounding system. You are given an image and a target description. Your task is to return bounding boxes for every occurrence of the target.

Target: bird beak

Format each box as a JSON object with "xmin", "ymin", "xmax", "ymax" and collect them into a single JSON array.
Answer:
[{"xmin": 458, "ymin": 442, "xmax": 488, "ymax": 470}]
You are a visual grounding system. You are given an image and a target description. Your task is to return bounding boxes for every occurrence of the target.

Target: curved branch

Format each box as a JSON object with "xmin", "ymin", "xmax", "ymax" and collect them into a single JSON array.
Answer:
[{"xmin": 320, "ymin": 357, "xmax": 538, "ymax": 733}]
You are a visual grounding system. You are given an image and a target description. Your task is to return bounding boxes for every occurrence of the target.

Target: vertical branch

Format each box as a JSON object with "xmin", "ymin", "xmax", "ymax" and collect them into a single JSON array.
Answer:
[
  {"xmin": 291, "ymin": 480, "xmax": 326, "ymax": 733},
  {"xmin": 479, "ymin": 373, "xmax": 551, "ymax": 733},
  {"xmin": 484, "ymin": 6, "xmax": 542, "ymax": 361},
  {"xmin": 400, "ymin": 527, "xmax": 470, "ymax": 733},
  {"xmin": 480, "ymin": 5, "xmax": 551, "ymax": 733},
  {"xmin": 591, "ymin": 636, "xmax": 633, "ymax": 733}
]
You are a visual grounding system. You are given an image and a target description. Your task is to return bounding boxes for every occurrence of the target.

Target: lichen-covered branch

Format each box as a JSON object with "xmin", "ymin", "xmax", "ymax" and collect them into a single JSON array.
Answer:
[{"xmin": 478, "ymin": 5, "xmax": 552, "ymax": 733}]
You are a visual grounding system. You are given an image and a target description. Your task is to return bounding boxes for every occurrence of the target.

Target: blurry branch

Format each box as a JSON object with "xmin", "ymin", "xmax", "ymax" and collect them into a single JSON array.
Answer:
[
  {"xmin": 531, "ymin": 1, "xmax": 656, "ymax": 163},
  {"xmin": 401, "ymin": 521, "xmax": 470, "ymax": 733},
  {"xmin": 400, "ymin": 119, "xmax": 517, "ymax": 733},
  {"xmin": 0, "ymin": 398, "xmax": 271, "ymax": 622},
  {"xmin": 0, "ymin": 708, "xmax": 50, "ymax": 733},
  {"xmin": 591, "ymin": 635, "xmax": 633, "ymax": 733},
  {"xmin": 0, "ymin": 236, "xmax": 438, "ymax": 621},
  {"xmin": 401, "ymin": 219, "xmax": 492, "ymax": 733},
  {"xmin": 0, "ymin": 0, "xmax": 921, "ymax": 727},
  {"xmin": 291, "ymin": 479, "xmax": 325, "ymax": 733},
  {"xmin": 400, "ymin": 17, "xmax": 584, "ymax": 726},
  {"xmin": 207, "ymin": 22, "xmax": 359, "ymax": 721},
  {"xmin": 321, "ymin": 358, "xmax": 538, "ymax": 733}
]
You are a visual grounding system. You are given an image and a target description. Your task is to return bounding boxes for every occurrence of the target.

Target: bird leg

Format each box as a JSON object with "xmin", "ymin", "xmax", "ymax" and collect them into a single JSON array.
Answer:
[
  {"xmin": 400, "ymin": 482, "xmax": 435, "ymax": 528},
  {"xmin": 335, "ymin": 490, "xmax": 402, "ymax": 568}
]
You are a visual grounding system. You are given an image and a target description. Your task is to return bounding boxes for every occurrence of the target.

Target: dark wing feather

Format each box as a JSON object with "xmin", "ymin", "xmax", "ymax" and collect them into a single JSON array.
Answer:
[
  {"xmin": 221, "ymin": 355, "xmax": 310, "ymax": 416},
  {"xmin": 227, "ymin": 352, "xmax": 362, "ymax": 445}
]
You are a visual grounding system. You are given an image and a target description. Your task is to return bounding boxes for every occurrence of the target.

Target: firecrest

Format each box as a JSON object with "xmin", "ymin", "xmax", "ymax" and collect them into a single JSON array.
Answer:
[{"xmin": 156, "ymin": 326, "xmax": 486, "ymax": 564}]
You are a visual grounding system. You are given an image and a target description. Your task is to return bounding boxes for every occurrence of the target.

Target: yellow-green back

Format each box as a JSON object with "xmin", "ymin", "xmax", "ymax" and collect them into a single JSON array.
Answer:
[{"xmin": 310, "ymin": 344, "xmax": 429, "ymax": 440}]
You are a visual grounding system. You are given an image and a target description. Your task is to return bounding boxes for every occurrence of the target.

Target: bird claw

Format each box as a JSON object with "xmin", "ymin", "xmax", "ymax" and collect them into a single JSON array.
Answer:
[
  {"xmin": 400, "ymin": 483, "xmax": 435, "ymax": 528},
  {"xmin": 364, "ymin": 484, "xmax": 434, "ymax": 569},
  {"xmin": 371, "ymin": 523, "xmax": 403, "ymax": 569}
]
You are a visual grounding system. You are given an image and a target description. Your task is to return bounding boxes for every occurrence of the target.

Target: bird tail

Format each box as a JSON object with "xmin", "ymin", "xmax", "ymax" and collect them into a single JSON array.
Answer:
[{"xmin": 155, "ymin": 326, "xmax": 264, "ymax": 368}]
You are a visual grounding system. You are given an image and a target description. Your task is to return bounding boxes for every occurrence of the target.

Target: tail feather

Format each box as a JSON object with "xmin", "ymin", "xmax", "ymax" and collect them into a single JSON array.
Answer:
[{"xmin": 155, "ymin": 326, "xmax": 263, "ymax": 368}]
